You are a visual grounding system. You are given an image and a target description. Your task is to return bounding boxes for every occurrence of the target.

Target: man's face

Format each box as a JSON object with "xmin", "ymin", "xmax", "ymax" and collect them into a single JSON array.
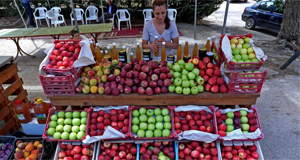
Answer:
[{"xmin": 107, "ymin": 0, "xmax": 112, "ymax": 5}]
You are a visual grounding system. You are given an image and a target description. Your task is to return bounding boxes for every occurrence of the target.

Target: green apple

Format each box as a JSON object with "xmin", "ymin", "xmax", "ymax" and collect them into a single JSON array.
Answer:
[
  {"xmin": 155, "ymin": 122, "xmax": 163, "ymax": 130},
  {"xmin": 243, "ymin": 131, "xmax": 249, "ymax": 134},
  {"xmin": 162, "ymin": 129, "xmax": 171, "ymax": 137},
  {"xmin": 181, "ymin": 69, "xmax": 189, "ymax": 75},
  {"xmin": 132, "ymin": 110, "xmax": 140, "ymax": 117},
  {"xmin": 237, "ymin": 60, "xmax": 244, "ymax": 64},
  {"xmin": 56, "ymin": 125, "xmax": 63, "ymax": 132},
  {"xmin": 226, "ymin": 111, "xmax": 234, "ymax": 118},
  {"xmin": 57, "ymin": 118, "xmax": 64, "ymax": 125},
  {"xmin": 64, "ymin": 118, "xmax": 72, "ymax": 125},
  {"xmin": 240, "ymin": 48, "xmax": 247, "ymax": 55},
  {"xmin": 232, "ymin": 48, "xmax": 240, "ymax": 55},
  {"xmin": 63, "ymin": 125, "xmax": 71, "ymax": 132},
  {"xmin": 73, "ymin": 111, "xmax": 80, "ymax": 118},
  {"xmin": 132, "ymin": 117, "xmax": 140, "ymax": 125},
  {"xmin": 154, "ymin": 130, "xmax": 162, "ymax": 137},
  {"xmin": 137, "ymin": 130, "xmax": 145, "ymax": 137},
  {"xmin": 191, "ymin": 86, "xmax": 198, "ymax": 94},
  {"xmin": 181, "ymin": 75, "xmax": 188, "ymax": 81},
  {"xmin": 242, "ymin": 44, "xmax": 250, "ymax": 49},
  {"xmin": 231, "ymin": 43, "xmax": 236, "ymax": 49},
  {"xmin": 241, "ymin": 54, "xmax": 249, "ymax": 61},
  {"xmin": 172, "ymin": 64, "xmax": 181, "ymax": 72},
  {"xmin": 140, "ymin": 122, "xmax": 147, "ymax": 130},
  {"xmin": 197, "ymin": 85, "xmax": 204, "ymax": 93},
  {"xmin": 173, "ymin": 72, "xmax": 181, "ymax": 78},
  {"xmin": 178, "ymin": 60, "xmax": 185, "ymax": 66},
  {"xmin": 146, "ymin": 109, "xmax": 154, "ymax": 116},
  {"xmin": 241, "ymin": 117, "xmax": 248, "ymax": 124},
  {"xmin": 148, "ymin": 117, "xmax": 156, "ymax": 124},
  {"xmin": 65, "ymin": 112, "xmax": 72, "ymax": 118},
  {"xmin": 240, "ymin": 110, "xmax": 247, "ymax": 116},
  {"xmin": 80, "ymin": 111, "xmax": 88, "ymax": 118},
  {"xmin": 72, "ymin": 118, "xmax": 81, "ymax": 126},
  {"xmin": 195, "ymin": 76, "xmax": 204, "ymax": 85},
  {"xmin": 187, "ymin": 72, "xmax": 195, "ymax": 80},
  {"xmin": 185, "ymin": 63, "xmax": 194, "ymax": 71},
  {"xmin": 227, "ymin": 125, "xmax": 234, "ymax": 132},
  {"xmin": 244, "ymin": 37, "xmax": 250, "ymax": 43},
  {"xmin": 156, "ymin": 115, "xmax": 163, "ymax": 122},
  {"xmin": 182, "ymin": 80, "xmax": 189, "ymax": 88},
  {"xmin": 77, "ymin": 131, "xmax": 85, "ymax": 139},
  {"xmin": 225, "ymin": 118, "xmax": 233, "ymax": 125},
  {"xmin": 145, "ymin": 130, "xmax": 153, "ymax": 138},
  {"xmin": 158, "ymin": 152, "xmax": 164, "ymax": 156},
  {"xmin": 50, "ymin": 114, "xmax": 58, "ymax": 121},
  {"xmin": 53, "ymin": 132, "xmax": 61, "ymax": 139},
  {"xmin": 49, "ymin": 121, "xmax": 57, "ymax": 128},
  {"xmin": 175, "ymin": 86, "xmax": 182, "ymax": 94},
  {"xmin": 164, "ymin": 122, "xmax": 172, "ymax": 129},
  {"xmin": 139, "ymin": 108, "xmax": 146, "ymax": 115},
  {"xmin": 247, "ymin": 47, "xmax": 254, "ymax": 54},
  {"xmin": 174, "ymin": 78, "xmax": 182, "ymax": 86},
  {"xmin": 154, "ymin": 108, "xmax": 162, "ymax": 115},
  {"xmin": 57, "ymin": 111, "xmax": 65, "ymax": 118},
  {"xmin": 81, "ymin": 117, "xmax": 87, "ymax": 124},
  {"xmin": 132, "ymin": 125, "xmax": 139, "ymax": 133},
  {"xmin": 236, "ymin": 44, "xmax": 243, "ymax": 49},
  {"xmin": 251, "ymin": 59, "xmax": 259, "ymax": 63},
  {"xmin": 61, "ymin": 132, "xmax": 69, "ymax": 140},
  {"xmin": 248, "ymin": 53, "xmax": 256, "ymax": 60},
  {"xmin": 139, "ymin": 115, "xmax": 148, "ymax": 122},
  {"xmin": 162, "ymin": 108, "xmax": 169, "ymax": 116},
  {"xmin": 242, "ymin": 124, "xmax": 250, "ymax": 131},
  {"xmin": 80, "ymin": 124, "xmax": 86, "ymax": 132},
  {"xmin": 231, "ymin": 59, "xmax": 237, "ymax": 63},
  {"xmin": 168, "ymin": 85, "xmax": 175, "ymax": 92},
  {"xmin": 183, "ymin": 87, "xmax": 191, "ymax": 95},
  {"xmin": 192, "ymin": 68, "xmax": 200, "ymax": 76},
  {"xmin": 189, "ymin": 80, "xmax": 195, "ymax": 87},
  {"xmin": 238, "ymin": 39, "xmax": 244, "ymax": 44},
  {"xmin": 234, "ymin": 55, "xmax": 242, "ymax": 60},
  {"xmin": 69, "ymin": 132, "xmax": 77, "ymax": 140},
  {"xmin": 72, "ymin": 126, "xmax": 80, "ymax": 133},
  {"xmin": 167, "ymin": 62, "xmax": 172, "ymax": 68},
  {"xmin": 47, "ymin": 128, "xmax": 55, "ymax": 136},
  {"xmin": 164, "ymin": 115, "xmax": 171, "ymax": 122},
  {"xmin": 148, "ymin": 124, "xmax": 155, "ymax": 130}
]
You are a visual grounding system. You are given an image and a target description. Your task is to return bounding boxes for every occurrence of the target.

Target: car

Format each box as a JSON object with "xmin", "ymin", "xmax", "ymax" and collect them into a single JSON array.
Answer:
[{"xmin": 241, "ymin": 0, "xmax": 284, "ymax": 30}]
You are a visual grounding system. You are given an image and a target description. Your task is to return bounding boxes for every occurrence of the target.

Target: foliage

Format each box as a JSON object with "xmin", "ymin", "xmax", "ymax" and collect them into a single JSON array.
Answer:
[{"xmin": 274, "ymin": 0, "xmax": 284, "ymax": 12}]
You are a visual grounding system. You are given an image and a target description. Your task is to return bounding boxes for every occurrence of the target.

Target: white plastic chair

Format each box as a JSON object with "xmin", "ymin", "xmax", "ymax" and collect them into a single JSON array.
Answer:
[
  {"xmin": 116, "ymin": 9, "xmax": 132, "ymax": 31},
  {"xmin": 167, "ymin": 8, "xmax": 177, "ymax": 23},
  {"xmin": 46, "ymin": 10, "xmax": 66, "ymax": 27},
  {"xmin": 85, "ymin": 6, "xmax": 98, "ymax": 24},
  {"xmin": 107, "ymin": 13, "xmax": 115, "ymax": 29},
  {"xmin": 70, "ymin": 8, "xmax": 85, "ymax": 25},
  {"xmin": 33, "ymin": 7, "xmax": 49, "ymax": 27},
  {"xmin": 143, "ymin": 9, "xmax": 153, "ymax": 24},
  {"xmin": 51, "ymin": 7, "xmax": 61, "ymax": 14}
]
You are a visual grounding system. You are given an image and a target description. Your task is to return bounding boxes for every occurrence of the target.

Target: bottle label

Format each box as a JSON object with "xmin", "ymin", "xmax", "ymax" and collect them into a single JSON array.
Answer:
[
  {"xmin": 35, "ymin": 113, "xmax": 46, "ymax": 120},
  {"xmin": 17, "ymin": 114, "xmax": 25, "ymax": 120},
  {"xmin": 143, "ymin": 55, "xmax": 150, "ymax": 61},
  {"xmin": 167, "ymin": 57, "xmax": 174, "ymax": 64},
  {"xmin": 119, "ymin": 55, "xmax": 126, "ymax": 62}
]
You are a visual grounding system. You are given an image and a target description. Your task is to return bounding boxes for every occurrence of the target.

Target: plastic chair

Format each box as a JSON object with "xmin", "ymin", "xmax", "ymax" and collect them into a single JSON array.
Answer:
[
  {"xmin": 33, "ymin": 7, "xmax": 49, "ymax": 27},
  {"xmin": 70, "ymin": 8, "xmax": 85, "ymax": 25},
  {"xmin": 85, "ymin": 6, "xmax": 98, "ymax": 24},
  {"xmin": 167, "ymin": 8, "xmax": 177, "ymax": 23},
  {"xmin": 143, "ymin": 9, "xmax": 153, "ymax": 24},
  {"xmin": 116, "ymin": 9, "xmax": 132, "ymax": 31},
  {"xmin": 46, "ymin": 10, "xmax": 66, "ymax": 27},
  {"xmin": 51, "ymin": 7, "xmax": 61, "ymax": 14},
  {"xmin": 107, "ymin": 13, "xmax": 116, "ymax": 29}
]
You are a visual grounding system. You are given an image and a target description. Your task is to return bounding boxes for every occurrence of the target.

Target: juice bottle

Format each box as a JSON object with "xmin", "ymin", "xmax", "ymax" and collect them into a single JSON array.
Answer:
[
  {"xmin": 90, "ymin": 40, "xmax": 95, "ymax": 58},
  {"xmin": 13, "ymin": 100, "xmax": 32, "ymax": 123},
  {"xmin": 161, "ymin": 41, "xmax": 166, "ymax": 61},
  {"xmin": 107, "ymin": 46, "xmax": 112, "ymax": 57},
  {"xmin": 184, "ymin": 39, "xmax": 189, "ymax": 56},
  {"xmin": 130, "ymin": 52, "xmax": 134, "ymax": 62},
  {"xmin": 176, "ymin": 42, "xmax": 183, "ymax": 62},
  {"xmin": 136, "ymin": 42, "xmax": 142, "ymax": 61},
  {"xmin": 96, "ymin": 43, "xmax": 103, "ymax": 63},
  {"xmin": 206, "ymin": 37, "xmax": 211, "ymax": 52},
  {"xmin": 192, "ymin": 41, "xmax": 198, "ymax": 58},
  {"xmin": 33, "ymin": 98, "xmax": 49, "ymax": 124},
  {"xmin": 112, "ymin": 42, "xmax": 118, "ymax": 60},
  {"xmin": 154, "ymin": 36, "xmax": 159, "ymax": 57},
  {"xmin": 118, "ymin": 46, "xmax": 127, "ymax": 63}
]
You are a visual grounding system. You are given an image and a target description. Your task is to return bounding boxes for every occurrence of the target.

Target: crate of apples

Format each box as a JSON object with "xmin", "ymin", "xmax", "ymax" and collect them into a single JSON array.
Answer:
[
  {"xmin": 178, "ymin": 141, "xmax": 219, "ymax": 160},
  {"xmin": 54, "ymin": 142, "xmax": 96, "ymax": 160},
  {"xmin": 87, "ymin": 106, "xmax": 131, "ymax": 140},
  {"xmin": 215, "ymin": 107, "xmax": 264, "ymax": 141},
  {"xmin": 138, "ymin": 141, "xmax": 176, "ymax": 160},
  {"xmin": 97, "ymin": 141, "xmax": 137, "ymax": 160}
]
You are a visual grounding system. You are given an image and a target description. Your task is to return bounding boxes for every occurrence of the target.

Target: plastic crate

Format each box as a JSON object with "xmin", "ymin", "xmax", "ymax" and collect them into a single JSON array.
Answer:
[
  {"xmin": 211, "ymin": 41, "xmax": 223, "ymax": 66},
  {"xmin": 39, "ymin": 67, "xmax": 82, "ymax": 95},
  {"xmin": 225, "ymin": 70, "xmax": 267, "ymax": 84},
  {"xmin": 42, "ymin": 108, "xmax": 92, "ymax": 142},
  {"xmin": 96, "ymin": 141, "xmax": 138, "ymax": 160},
  {"xmin": 129, "ymin": 106, "xmax": 175, "ymax": 140},
  {"xmin": 227, "ymin": 82, "xmax": 264, "ymax": 93},
  {"xmin": 53, "ymin": 142, "xmax": 97, "ymax": 160},
  {"xmin": 0, "ymin": 136, "xmax": 16, "ymax": 160},
  {"xmin": 42, "ymin": 39, "xmax": 81, "ymax": 76},
  {"xmin": 214, "ymin": 107, "xmax": 264, "ymax": 141},
  {"xmin": 137, "ymin": 141, "xmax": 177, "ymax": 160}
]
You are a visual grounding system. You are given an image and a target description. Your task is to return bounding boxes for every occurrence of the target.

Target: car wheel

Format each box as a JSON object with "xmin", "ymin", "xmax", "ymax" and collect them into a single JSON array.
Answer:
[{"xmin": 245, "ymin": 17, "xmax": 256, "ymax": 29}]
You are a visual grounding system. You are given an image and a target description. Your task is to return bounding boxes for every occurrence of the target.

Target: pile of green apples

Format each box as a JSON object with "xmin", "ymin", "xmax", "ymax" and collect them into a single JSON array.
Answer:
[
  {"xmin": 168, "ymin": 60, "xmax": 204, "ymax": 95},
  {"xmin": 46, "ymin": 111, "xmax": 88, "ymax": 140},
  {"xmin": 230, "ymin": 37, "xmax": 260, "ymax": 64},
  {"xmin": 131, "ymin": 107, "xmax": 172, "ymax": 138}
]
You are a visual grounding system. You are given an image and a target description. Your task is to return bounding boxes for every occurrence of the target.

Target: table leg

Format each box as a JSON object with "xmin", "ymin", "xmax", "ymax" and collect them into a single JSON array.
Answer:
[
  {"xmin": 90, "ymin": 33, "xmax": 98, "ymax": 44},
  {"xmin": 51, "ymin": 35, "xmax": 60, "ymax": 39},
  {"xmin": 11, "ymin": 38, "xmax": 35, "ymax": 61}
]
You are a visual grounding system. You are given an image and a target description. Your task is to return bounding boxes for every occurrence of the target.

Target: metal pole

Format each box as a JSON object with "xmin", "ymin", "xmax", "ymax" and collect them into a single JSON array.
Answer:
[
  {"xmin": 47, "ymin": 0, "xmax": 51, "ymax": 9},
  {"xmin": 100, "ymin": 0, "xmax": 105, "ymax": 23},
  {"xmin": 14, "ymin": 0, "xmax": 27, "ymax": 28},
  {"xmin": 70, "ymin": 0, "xmax": 79, "ymax": 32},
  {"xmin": 222, "ymin": 0, "xmax": 230, "ymax": 35},
  {"xmin": 194, "ymin": 0, "xmax": 197, "ymax": 39},
  {"xmin": 167, "ymin": 0, "xmax": 169, "ymax": 9}
]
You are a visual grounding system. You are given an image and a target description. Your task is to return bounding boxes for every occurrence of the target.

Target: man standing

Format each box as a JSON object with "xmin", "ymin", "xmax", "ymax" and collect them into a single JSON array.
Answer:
[
  {"xmin": 98, "ymin": 0, "xmax": 117, "ymax": 23},
  {"xmin": 22, "ymin": 0, "xmax": 36, "ymax": 27}
]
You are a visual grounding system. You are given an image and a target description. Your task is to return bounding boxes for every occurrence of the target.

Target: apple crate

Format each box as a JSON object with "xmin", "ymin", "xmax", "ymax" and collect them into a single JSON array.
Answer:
[
  {"xmin": 225, "ymin": 70, "xmax": 267, "ymax": 84},
  {"xmin": 42, "ymin": 39, "xmax": 81, "ymax": 76},
  {"xmin": 214, "ymin": 107, "xmax": 264, "ymax": 141},
  {"xmin": 211, "ymin": 41, "xmax": 223, "ymax": 66},
  {"xmin": 42, "ymin": 108, "xmax": 92, "ymax": 142},
  {"xmin": 53, "ymin": 142, "xmax": 97, "ymax": 160},
  {"xmin": 173, "ymin": 106, "xmax": 218, "ymax": 141},
  {"xmin": 137, "ymin": 141, "xmax": 177, "ymax": 160},
  {"xmin": 96, "ymin": 140, "xmax": 138, "ymax": 160},
  {"xmin": 86, "ymin": 106, "xmax": 132, "ymax": 140},
  {"xmin": 0, "ymin": 136, "xmax": 16, "ymax": 160},
  {"xmin": 129, "ymin": 106, "xmax": 176, "ymax": 140},
  {"xmin": 226, "ymin": 82, "xmax": 264, "ymax": 93},
  {"xmin": 39, "ymin": 67, "xmax": 82, "ymax": 95},
  {"xmin": 217, "ymin": 141, "xmax": 264, "ymax": 160}
]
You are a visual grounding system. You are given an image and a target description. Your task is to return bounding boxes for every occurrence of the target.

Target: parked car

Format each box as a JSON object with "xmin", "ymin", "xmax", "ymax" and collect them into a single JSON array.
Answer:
[{"xmin": 241, "ymin": 0, "xmax": 284, "ymax": 30}]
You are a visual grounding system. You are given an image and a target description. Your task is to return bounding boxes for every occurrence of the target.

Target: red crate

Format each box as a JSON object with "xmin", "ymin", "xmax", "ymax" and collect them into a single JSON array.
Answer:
[
  {"xmin": 86, "ymin": 106, "xmax": 132, "ymax": 140},
  {"xmin": 225, "ymin": 70, "xmax": 267, "ymax": 84},
  {"xmin": 129, "ymin": 106, "xmax": 176, "ymax": 140},
  {"xmin": 227, "ymin": 82, "xmax": 264, "ymax": 93},
  {"xmin": 211, "ymin": 41, "xmax": 223, "ymax": 66},
  {"xmin": 39, "ymin": 67, "xmax": 81, "ymax": 95},
  {"xmin": 214, "ymin": 107, "xmax": 264, "ymax": 141},
  {"xmin": 43, "ymin": 108, "xmax": 93, "ymax": 142},
  {"xmin": 42, "ymin": 39, "xmax": 81, "ymax": 76}
]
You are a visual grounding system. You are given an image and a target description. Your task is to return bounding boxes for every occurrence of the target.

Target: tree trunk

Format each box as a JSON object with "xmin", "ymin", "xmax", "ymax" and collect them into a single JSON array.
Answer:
[{"xmin": 278, "ymin": 0, "xmax": 300, "ymax": 45}]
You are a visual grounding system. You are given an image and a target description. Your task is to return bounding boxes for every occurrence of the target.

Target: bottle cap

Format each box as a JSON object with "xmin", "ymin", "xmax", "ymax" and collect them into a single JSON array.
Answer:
[
  {"xmin": 162, "ymin": 41, "xmax": 166, "ymax": 45},
  {"xmin": 36, "ymin": 98, "xmax": 43, "ymax": 104},
  {"xmin": 122, "ymin": 46, "xmax": 126, "ymax": 49},
  {"xmin": 96, "ymin": 43, "xmax": 99, "ymax": 46},
  {"xmin": 194, "ymin": 41, "xmax": 198, "ymax": 44},
  {"xmin": 16, "ymin": 100, "xmax": 22, "ymax": 105},
  {"xmin": 155, "ymin": 36, "xmax": 158, "ymax": 38},
  {"xmin": 107, "ymin": 46, "xmax": 111, "ymax": 49},
  {"xmin": 112, "ymin": 43, "xmax": 116, "ymax": 46},
  {"xmin": 137, "ymin": 42, "xmax": 140, "ymax": 45},
  {"xmin": 89, "ymin": 41, "xmax": 93, "ymax": 44},
  {"xmin": 101, "ymin": 50, "xmax": 104, "ymax": 52},
  {"xmin": 179, "ymin": 42, "xmax": 183, "ymax": 45},
  {"xmin": 185, "ymin": 39, "xmax": 189, "ymax": 42},
  {"xmin": 105, "ymin": 50, "xmax": 108, "ymax": 53},
  {"xmin": 130, "ymin": 52, "xmax": 133, "ymax": 55},
  {"xmin": 207, "ymin": 37, "xmax": 211, "ymax": 40}
]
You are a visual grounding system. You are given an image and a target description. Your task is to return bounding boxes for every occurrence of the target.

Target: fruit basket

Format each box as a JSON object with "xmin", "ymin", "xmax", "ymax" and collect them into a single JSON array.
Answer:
[
  {"xmin": 214, "ymin": 107, "xmax": 264, "ymax": 141},
  {"xmin": 86, "ymin": 106, "xmax": 132, "ymax": 140},
  {"xmin": 96, "ymin": 141, "xmax": 138, "ymax": 160},
  {"xmin": 129, "ymin": 106, "xmax": 176, "ymax": 140},
  {"xmin": 39, "ymin": 67, "xmax": 82, "ymax": 95},
  {"xmin": 217, "ymin": 141, "xmax": 264, "ymax": 160},
  {"xmin": 43, "ymin": 108, "xmax": 92, "ymax": 142},
  {"xmin": 137, "ymin": 141, "xmax": 177, "ymax": 160},
  {"xmin": 53, "ymin": 142, "xmax": 97, "ymax": 160},
  {"xmin": 0, "ymin": 136, "xmax": 16, "ymax": 160},
  {"xmin": 226, "ymin": 82, "xmax": 264, "ymax": 93}
]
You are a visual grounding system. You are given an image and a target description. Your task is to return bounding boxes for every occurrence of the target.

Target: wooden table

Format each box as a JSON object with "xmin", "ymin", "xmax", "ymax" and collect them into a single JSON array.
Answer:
[
  {"xmin": 27, "ymin": 26, "xmax": 75, "ymax": 39},
  {"xmin": 79, "ymin": 23, "xmax": 113, "ymax": 43},
  {"xmin": 48, "ymin": 92, "xmax": 260, "ymax": 110}
]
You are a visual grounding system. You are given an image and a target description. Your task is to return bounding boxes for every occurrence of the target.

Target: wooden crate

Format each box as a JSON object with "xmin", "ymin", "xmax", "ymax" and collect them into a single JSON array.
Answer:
[{"xmin": 0, "ymin": 63, "xmax": 30, "ymax": 135}]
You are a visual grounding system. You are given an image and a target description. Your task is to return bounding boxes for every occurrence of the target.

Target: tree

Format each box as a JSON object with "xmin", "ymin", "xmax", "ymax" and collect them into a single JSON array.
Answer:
[{"xmin": 278, "ymin": 0, "xmax": 300, "ymax": 46}]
